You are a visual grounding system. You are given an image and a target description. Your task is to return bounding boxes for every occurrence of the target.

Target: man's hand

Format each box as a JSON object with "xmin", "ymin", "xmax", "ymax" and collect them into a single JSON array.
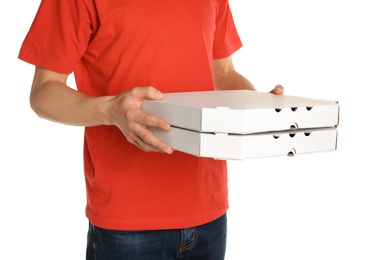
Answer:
[
  {"xmin": 269, "ymin": 84, "xmax": 284, "ymax": 95},
  {"xmin": 107, "ymin": 86, "xmax": 173, "ymax": 154}
]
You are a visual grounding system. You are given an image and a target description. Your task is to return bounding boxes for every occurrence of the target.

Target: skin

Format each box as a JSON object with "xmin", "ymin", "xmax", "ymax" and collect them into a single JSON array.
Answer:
[{"xmin": 30, "ymin": 56, "xmax": 284, "ymax": 154}]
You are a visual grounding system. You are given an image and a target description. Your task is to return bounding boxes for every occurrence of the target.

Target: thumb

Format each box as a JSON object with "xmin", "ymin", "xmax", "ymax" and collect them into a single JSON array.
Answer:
[
  {"xmin": 139, "ymin": 86, "xmax": 165, "ymax": 101},
  {"xmin": 270, "ymin": 84, "xmax": 284, "ymax": 95}
]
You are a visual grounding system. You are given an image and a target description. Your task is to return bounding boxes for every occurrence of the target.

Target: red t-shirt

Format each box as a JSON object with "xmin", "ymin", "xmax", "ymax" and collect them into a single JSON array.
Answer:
[{"xmin": 19, "ymin": 0, "xmax": 242, "ymax": 230}]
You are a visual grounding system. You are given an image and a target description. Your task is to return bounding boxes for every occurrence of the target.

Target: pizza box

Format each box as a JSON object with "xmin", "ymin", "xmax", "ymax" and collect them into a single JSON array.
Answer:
[
  {"xmin": 141, "ymin": 90, "xmax": 339, "ymax": 160},
  {"xmin": 142, "ymin": 90, "xmax": 339, "ymax": 134},
  {"xmin": 149, "ymin": 126, "xmax": 337, "ymax": 160}
]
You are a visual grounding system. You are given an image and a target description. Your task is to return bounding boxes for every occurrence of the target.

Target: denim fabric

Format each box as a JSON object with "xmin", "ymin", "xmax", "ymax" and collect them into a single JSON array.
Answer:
[{"xmin": 86, "ymin": 213, "xmax": 227, "ymax": 260}]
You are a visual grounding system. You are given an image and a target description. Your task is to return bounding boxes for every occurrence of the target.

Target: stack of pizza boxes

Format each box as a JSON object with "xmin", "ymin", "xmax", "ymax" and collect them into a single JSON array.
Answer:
[{"xmin": 142, "ymin": 90, "xmax": 339, "ymax": 160}]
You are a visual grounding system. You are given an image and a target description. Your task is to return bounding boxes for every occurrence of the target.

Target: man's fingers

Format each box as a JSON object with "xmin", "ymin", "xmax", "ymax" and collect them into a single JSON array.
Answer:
[
  {"xmin": 133, "ymin": 86, "xmax": 165, "ymax": 101},
  {"xmin": 270, "ymin": 84, "xmax": 284, "ymax": 95},
  {"xmin": 128, "ymin": 132, "xmax": 159, "ymax": 152},
  {"xmin": 130, "ymin": 125, "xmax": 173, "ymax": 154},
  {"xmin": 140, "ymin": 128, "xmax": 173, "ymax": 154},
  {"xmin": 141, "ymin": 113, "xmax": 171, "ymax": 131},
  {"xmin": 140, "ymin": 115, "xmax": 172, "ymax": 153},
  {"xmin": 128, "ymin": 110, "xmax": 172, "ymax": 153}
]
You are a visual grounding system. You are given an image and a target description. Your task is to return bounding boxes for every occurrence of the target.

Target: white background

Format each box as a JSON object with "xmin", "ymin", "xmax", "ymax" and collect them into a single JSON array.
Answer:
[{"xmin": 1, "ymin": 0, "xmax": 389, "ymax": 259}]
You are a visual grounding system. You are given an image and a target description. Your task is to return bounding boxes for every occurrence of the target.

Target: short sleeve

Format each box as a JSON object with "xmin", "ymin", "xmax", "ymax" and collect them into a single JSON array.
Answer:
[
  {"xmin": 213, "ymin": 0, "xmax": 242, "ymax": 59},
  {"xmin": 18, "ymin": 0, "xmax": 94, "ymax": 74}
]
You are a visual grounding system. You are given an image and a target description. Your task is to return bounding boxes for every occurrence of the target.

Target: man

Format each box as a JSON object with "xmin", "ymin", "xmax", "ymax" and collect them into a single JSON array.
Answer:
[{"xmin": 20, "ymin": 0, "xmax": 283, "ymax": 259}]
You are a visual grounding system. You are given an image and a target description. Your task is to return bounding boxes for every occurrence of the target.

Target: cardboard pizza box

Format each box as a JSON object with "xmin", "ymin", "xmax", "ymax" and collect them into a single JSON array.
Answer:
[
  {"xmin": 149, "ymin": 126, "xmax": 338, "ymax": 160},
  {"xmin": 141, "ymin": 90, "xmax": 339, "ymax": 160}
]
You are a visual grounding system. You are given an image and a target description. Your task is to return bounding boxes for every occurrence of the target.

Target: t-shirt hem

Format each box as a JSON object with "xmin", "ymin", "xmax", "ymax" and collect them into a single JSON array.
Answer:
[{"xmin": 86, "ymin": 206, "xmax": 229, "ymax": 231}]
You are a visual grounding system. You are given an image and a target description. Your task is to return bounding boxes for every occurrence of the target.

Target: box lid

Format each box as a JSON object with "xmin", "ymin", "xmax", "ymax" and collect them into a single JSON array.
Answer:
[{"xmin": 142, "ymin": 90, "xmax": 339, "ymax": 134}]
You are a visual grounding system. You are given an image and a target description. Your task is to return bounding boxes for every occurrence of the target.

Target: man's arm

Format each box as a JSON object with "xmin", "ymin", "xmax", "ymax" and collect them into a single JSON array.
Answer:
[
  {"xmin": 212, "ymin": 56, "xmax": 284, "ymax": 94},
  {"xmin": 30, "ymin": 67, "xmax": 173, "ymax": 153}
]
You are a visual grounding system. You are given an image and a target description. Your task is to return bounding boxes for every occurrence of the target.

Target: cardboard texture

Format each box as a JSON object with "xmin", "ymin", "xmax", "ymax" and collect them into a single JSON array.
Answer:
[{"xmin": 141, "ymin": 90, "xmax": 339, "ymax": 160}]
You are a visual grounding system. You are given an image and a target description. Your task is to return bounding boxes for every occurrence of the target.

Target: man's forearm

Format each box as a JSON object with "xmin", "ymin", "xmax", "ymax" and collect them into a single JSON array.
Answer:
[
  {"xmin": 30, "ymin": 79, "xmax": 112, "ymax": 127},
  {"xmin": 212, "ymin": 57, "xmax": 256, "ymax": 91},
  {"xmin": 214, "ymin": 70, "xmax": 256, "ymax": 91}
]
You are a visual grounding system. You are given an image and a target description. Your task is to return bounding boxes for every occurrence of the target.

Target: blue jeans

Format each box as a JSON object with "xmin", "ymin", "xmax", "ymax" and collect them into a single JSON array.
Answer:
[{"xmin": 86, "ymin": 213, "xmax": 227, "ymax": 260}]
